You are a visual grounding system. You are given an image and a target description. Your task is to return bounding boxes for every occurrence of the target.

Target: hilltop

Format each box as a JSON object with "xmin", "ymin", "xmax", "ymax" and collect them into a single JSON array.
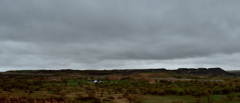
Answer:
[{"xmin": 5, "ymin": 67, "xmax": 234, "ymax": 76}]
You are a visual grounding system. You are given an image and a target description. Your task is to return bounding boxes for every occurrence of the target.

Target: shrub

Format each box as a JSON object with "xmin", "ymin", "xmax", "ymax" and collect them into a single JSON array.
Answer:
[
  {"xmin": 108, "ymin": 96, "xmax": 115, "ymax": 100},
  {"xmin": 237, "ymin": 94, "xmax": 240, "ymax": 98},
  {"xmin": 176, "ymin": 88, "xmax": 184, "ymax": 96},
  {"xmin": 78, "ymin": 81, "xmax": 83, "ymax": 87},
  {"xmin": 195, "ymin": 98, "xmax": 201, "ymax": 103},
  {"xmin": 206, "ymin": 94, "xmax": 213, "ymax": 103},
  {"xmin": 118, "ymin": 96, "xmax": 123, "ymax": 99},
  {"xmin": 123, "ymin": 92, "xmax": 129, "ymax": 98},
  {"xmin": 127, "ymin": 95, "xmax": 137, "ymax": 103},
  {"xmin": 0, "ymin": 94, "xmax": 8, "ymax": 101},
  {"xmin": 135, "ymin": 99, "xmax": 143, "ymax": 103},
  {"xmin": 27, "ymin": 97, "xmax": 35, "ymax": 103},
  {"xmin": 172, "ymin": 102, "xmax": 183, "ymax": 103},
  {"xmin": 100, "ymin": 89, "xmax": 105, "ymax": 97},
  {"xmin": 52, "ymin": 86, "xmax": 62, "ymax": 95},
  {"xmin": 2, "ymin": 84, "xmax": 12, "ymax": 91},
  {"xmin": 227, "ymin": 93, "xmax": 234, "ymax": 101},
  {"xmin": 88, "ymin": 90, "xmax": 96, "ymax": 98},
  {"xmin": 59, "ymin": 91, "xmax": 67, "ymax": 98}
]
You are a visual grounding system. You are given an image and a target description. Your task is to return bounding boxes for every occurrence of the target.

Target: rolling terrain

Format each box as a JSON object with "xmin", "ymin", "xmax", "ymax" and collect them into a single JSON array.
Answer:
[{"xmin": 0, "ymin": 68, "xmax": 239, "ymax": 103}]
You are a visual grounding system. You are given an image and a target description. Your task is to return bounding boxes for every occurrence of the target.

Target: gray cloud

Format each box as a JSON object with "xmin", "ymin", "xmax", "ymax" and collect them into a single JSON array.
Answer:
[{"xmin": 1, "ymin": 0, "xmax": 240, "ymax": 71}]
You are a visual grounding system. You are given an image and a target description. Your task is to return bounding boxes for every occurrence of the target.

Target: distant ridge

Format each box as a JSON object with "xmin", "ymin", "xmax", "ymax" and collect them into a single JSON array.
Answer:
[
  {"xmin": 5, "ymin": 67, "xmax": 234, "ymax": 76},
  {"xmin": 174, "ymin": 67, "xmax": 234, "ymax": 76}
]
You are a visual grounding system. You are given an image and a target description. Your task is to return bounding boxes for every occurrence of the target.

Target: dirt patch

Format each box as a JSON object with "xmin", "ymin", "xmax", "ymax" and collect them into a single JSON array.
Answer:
[
  {"xmin": 147, "ymin": 73, "xmax": 171, "ymax": 78},
  {"xmin": 111, "ymin": 98, "xmax": 128, "ymax": 103}
]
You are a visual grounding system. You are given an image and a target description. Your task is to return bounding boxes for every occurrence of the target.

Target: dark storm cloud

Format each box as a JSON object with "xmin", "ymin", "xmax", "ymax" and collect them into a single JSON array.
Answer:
[{"xmin": 1, "ymin": 0, "xmax": 240, "ymax": 71}]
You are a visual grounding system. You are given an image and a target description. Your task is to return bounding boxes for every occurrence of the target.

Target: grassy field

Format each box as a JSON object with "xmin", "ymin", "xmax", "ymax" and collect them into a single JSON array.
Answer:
[
  {"xmin": 0, "ymin": 69, "xmax": 240, "ymax": 103},
  {"xmin": 141, "ymin": 93, "xmax": 240, "ymax": 103}
]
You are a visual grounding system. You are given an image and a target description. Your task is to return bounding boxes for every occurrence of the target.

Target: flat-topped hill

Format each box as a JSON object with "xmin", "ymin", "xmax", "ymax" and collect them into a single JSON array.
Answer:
[
  {"xmin": 173, "ymin": 67, "xmax": 233, "ymax": 76},
  {"xmin": 5, "ymin": 67, "xmax": 234, "ymax": 76}
]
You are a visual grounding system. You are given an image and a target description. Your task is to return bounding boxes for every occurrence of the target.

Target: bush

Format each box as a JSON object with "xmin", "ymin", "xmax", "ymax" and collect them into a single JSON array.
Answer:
[
  {"xmin": 123, "ymin": 92, "xmax": 130, "ymax": 98},
  {"xmin": 118, "ymin": 96, "xmax": 123, "ymax": 99},
  {"xmin": 59, "ymin": 91, "xmax": 67, "ymax": 98},
  {"xmin": 127, "ymin": 95, "xmax": 137, "ymax": 103},
  {"xmin": 237, "ymin": 94, "xmax": 240, "ymax": 98},
  {"xmin": 52, "ymin": 86, "xmax": 62, "ymax": 95},
  {"xmin": 195, "ymin": 98, "xmax": 201, "ymax": 103},
  {"xmin": 88, "ymin": 91, "xmax": 96, "ymax": 98},
  {"xmin": 227, "ymin": 93, "xmax": 234, "ymax": 101},
  {"xmin": 135, "ymin": 99, "xmax": 143, "ymax": 103},
  {"xmin": 141, "ymin": 89, "xmax": 148, "ymax": 95},
  {"xmin": 2, "ymin": 84, "xmax": 12, "ymax": 91},
  {"xmin": 108, "ymin": 96, "xmax": 115, "ymax": 100},
  {"xmin": 0, "ymin": 94, "xmax": 8, "ymax": 101},
  {"xmin": 206, "ymin": 94, "xmax": 213, "ymax": 103},
  {"xmin": 27, "ymin": 97, "xmax": 35, "ymax": 103},
  {"xmin": 176, "ymin": 88, "xmax": 184, "ymax": 96}
]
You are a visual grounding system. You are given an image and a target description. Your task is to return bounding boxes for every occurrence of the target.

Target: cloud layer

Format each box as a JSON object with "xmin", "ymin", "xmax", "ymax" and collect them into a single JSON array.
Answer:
[{"xmin": 1, "ymin": 0, "xmax": 240, "ymax": 71}]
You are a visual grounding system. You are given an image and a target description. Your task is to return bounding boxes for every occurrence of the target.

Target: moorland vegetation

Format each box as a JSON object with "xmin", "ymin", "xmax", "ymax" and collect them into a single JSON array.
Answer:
[{"xmin": 0, "ymin": 68, "xmax": 239, "ymax": 103}]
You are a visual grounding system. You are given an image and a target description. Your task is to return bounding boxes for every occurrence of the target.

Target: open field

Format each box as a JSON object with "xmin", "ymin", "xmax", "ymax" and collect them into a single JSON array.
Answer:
[{"xmin": 0, "ymin": 68, "xmax": 240, "ymax": 103}]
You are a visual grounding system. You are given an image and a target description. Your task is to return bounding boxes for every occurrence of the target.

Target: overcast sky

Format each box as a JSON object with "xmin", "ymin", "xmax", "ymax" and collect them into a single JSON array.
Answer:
[{"xmin": 1, "ymin": 0, "xmax": 240, "ymax": 71}]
